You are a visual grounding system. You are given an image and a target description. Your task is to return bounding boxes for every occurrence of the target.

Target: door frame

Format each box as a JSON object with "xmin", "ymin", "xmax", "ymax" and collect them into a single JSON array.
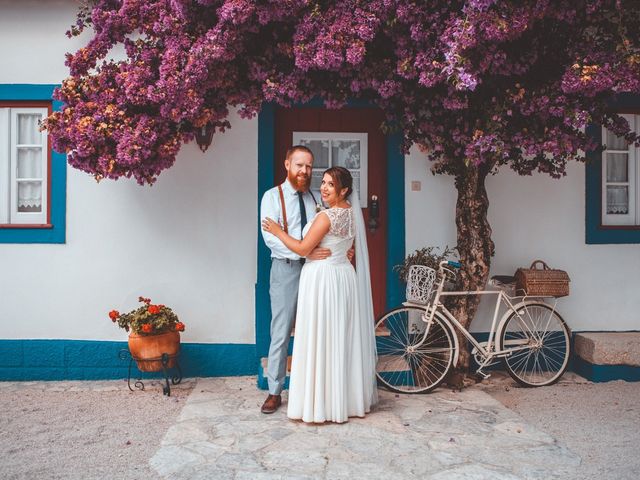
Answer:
[{"xmin": 255, "ymin": 102, "xmax": 405, "ymax": 358}]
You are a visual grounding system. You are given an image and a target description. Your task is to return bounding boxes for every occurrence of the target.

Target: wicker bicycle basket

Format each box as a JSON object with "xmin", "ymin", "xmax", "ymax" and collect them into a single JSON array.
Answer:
[
  {"xmin": 406, "ymin": 265, "xmax": 437, "ymax": 305},
  {"xmin": 514, "ymin": 260, "xmax": 570, "ymax": 297}
]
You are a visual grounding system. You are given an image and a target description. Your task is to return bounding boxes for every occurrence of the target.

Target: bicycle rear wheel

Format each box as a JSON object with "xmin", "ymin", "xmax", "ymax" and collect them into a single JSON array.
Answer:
[
  {"xmin": 499, "ymin": 302, "xmax": 571, "ymax": 387},
  {"xmin": 375, "ymin": 306, "xmax": 455, "ymax": 394}
]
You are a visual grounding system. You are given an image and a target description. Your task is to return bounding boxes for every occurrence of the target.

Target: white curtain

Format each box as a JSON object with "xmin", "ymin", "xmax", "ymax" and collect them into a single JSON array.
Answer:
[
  {"xmin": 15, "ymin": 113, "xmax": 43, "ymax": 211},
  {"xmin": 606, "ymin": 153, "xmax": 629, "ymax": 215},
  {"xmin": 17, "ymin": 181, "xmax": 42, "ymax": 211},
  {"xmin": 18, "ymin": 114, "xmax": 41, "ymax": 145},
  {"xmin": 606, "ymin": 186, "xmax": 628, "ymax": 215}
]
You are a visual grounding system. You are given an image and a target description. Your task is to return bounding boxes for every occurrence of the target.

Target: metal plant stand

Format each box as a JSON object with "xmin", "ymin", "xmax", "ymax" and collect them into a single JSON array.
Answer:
[{"xmin": 119, "ymin": 349, "xmax": 183, "ymax": 396}]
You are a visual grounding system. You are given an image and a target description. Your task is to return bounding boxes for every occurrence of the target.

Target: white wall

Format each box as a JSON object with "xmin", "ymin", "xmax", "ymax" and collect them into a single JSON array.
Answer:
[
  {"xmin": 1, "ymin": 112, "xmax": 259, "ymax": 343},
  {"xmin": 405, "ymin": 147, "xmax": 640, "ymax": 332},
  {"xmin": 0, "ymin": 0, "xmax": 88, "ymax": 83},
  {"xmin": 0, "ymin": 1, "xmax": 259, "ymax": 343}
]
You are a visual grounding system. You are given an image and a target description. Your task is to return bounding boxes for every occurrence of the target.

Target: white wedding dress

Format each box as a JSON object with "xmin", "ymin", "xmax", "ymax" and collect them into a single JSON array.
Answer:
[{"xmin": 287, "ymin": 206, "xmax": 378, "ymax": 423}]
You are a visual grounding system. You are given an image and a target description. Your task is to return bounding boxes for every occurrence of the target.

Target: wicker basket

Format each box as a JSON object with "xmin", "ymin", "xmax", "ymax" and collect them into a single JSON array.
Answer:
[
  {"xmin": 406, "ymin": 265, "xmax": 437, "ymax": 304},
  {"xmin": 514, "ymin": 260, "xmax": 570, "ymax": 297}
]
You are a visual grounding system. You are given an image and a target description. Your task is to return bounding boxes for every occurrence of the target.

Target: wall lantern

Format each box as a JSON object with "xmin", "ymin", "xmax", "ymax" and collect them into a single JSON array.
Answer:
[{"xmin": 195, "ymin": 123, "xmax": 214, "ymax": 152}]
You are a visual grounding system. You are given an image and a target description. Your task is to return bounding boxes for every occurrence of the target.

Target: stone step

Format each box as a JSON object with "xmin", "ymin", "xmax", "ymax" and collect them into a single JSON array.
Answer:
[
  {"xmin": 257, "ymin": 355, "xmax": 292, "ymax": 390},
  {"xmin": 574, "ymin": 332, "xmax": 640, "ymax": 366},
  {"xmin": 377, "ymin": 354, "xmax": 409, "ymax": 373},
  {"xmin": 260, "ymin": 355, "xmax": 293, "ymax": 374},
  {"xmin": 573, "ymin": 332, "xmax": 640, "ymax": 383}
]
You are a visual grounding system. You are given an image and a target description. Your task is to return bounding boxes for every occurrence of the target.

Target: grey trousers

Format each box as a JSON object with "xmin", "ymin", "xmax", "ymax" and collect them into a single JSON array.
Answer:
[{"xmin": 267, "ymin": 258, "xmax": 303, "ymax": 395}]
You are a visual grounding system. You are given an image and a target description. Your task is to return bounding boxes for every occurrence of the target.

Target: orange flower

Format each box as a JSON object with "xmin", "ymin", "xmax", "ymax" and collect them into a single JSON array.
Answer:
[
  {"xmin": 109, "ymin": 310, "xmax": 119, "ymax": 322},
  {"xmin": 148, "ymin": 305, "xmax": 161, "ymax": 315},
  {"xmin": 175, "ymin": 322, "xmax": 185, "ymax": 332},
  {"xmin": 141, "ymin": 323, "xmax": 153, "ymax": 333}
]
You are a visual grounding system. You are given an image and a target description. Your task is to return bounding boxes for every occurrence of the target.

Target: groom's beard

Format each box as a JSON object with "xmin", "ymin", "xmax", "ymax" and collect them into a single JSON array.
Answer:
[{"xmin": 288, "ymin": 171, "xmax": 311, "ymax": 192}]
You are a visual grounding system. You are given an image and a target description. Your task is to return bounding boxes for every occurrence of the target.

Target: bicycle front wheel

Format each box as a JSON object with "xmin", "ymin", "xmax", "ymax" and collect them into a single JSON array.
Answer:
[
  {"xmin": 375, "ymin": 306, "xmax": 455, "ymax": 394},
  {"xmin": 499, "ymin": 302, "xmax": 571, "ymax": 387}
]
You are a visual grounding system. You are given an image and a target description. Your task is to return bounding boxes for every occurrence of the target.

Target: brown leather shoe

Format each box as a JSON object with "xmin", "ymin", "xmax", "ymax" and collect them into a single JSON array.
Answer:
[{"xmin": 261, "ymin": 394, "xmax": 282, "ymax": 414}]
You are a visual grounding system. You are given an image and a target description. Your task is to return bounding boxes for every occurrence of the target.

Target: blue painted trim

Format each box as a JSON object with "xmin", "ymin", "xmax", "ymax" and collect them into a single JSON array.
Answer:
[
  {"xmin": 0, "ymin": 84, "xmax": 66, "ymax": 244},
  {"xmin": 255, "ymin": 103, "xmax": 406, "ymax": 363},
  {"xmin": 255, "ymin": 103, "xmax": 277, "ymax": 359},
  {"xmin": 572, "ymin": 356, "xmax": 640, "ymax": 382},
  {"xmin": 0, "ymin": 339, "xmax": 257, "ymax": 381},
  {"xmin": 0, "ymin": 84, "xmax": 60, "ymax": 101},
  {"xmin": 386, "ymin": 131, "xmax": 405, "ymax": 308},
  {"xmin": 585, "ymin": 93, "xmax": 640, "ymax": 244}
]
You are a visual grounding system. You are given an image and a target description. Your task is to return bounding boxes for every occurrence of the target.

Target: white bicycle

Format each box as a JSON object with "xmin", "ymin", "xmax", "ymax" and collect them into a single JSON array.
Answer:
[{"xmin": 375, "ymin": 261, "xmax": 572, "ymax": 393}]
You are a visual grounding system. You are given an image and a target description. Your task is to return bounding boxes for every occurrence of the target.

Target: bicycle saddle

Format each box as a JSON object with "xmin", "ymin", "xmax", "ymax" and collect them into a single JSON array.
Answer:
[{"xmin": 490, "ymin": 275, "xmax": 516, "ymax": 285}]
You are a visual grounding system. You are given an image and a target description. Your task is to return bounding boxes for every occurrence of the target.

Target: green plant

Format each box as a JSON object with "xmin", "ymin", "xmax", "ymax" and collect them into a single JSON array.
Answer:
[
  {"xmin": 394, "ymin": 246, "xmax": 458, "ymax": 283},
  {"xmin": 108, "ymin": 296, "xmax": 184, "ymax": 335}
]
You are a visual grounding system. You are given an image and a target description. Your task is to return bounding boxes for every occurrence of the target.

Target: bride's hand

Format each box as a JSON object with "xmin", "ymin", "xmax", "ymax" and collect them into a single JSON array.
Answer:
[{"xmin": 262, "ymin": 217, "xmax": 282, "ymax": 235}]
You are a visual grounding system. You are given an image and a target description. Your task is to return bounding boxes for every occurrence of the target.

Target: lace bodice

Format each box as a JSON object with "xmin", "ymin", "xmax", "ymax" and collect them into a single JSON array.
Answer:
[
  {"xmin": 303, "ymin": 207, "xmax": 355, "ymax": 265},
  {"xmin": 322, "ymin": 207, "xmax": 355, "ymax": 238}
]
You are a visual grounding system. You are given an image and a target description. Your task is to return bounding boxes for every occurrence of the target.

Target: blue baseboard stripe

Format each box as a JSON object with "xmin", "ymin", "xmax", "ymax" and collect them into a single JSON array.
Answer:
[
  {"xmin": 572, "ymin": 355, "xmax": 640, "ymax": 383},
  {"xmin": 0, "ymin": 339, "xmax": 257, "ymax": 381}
]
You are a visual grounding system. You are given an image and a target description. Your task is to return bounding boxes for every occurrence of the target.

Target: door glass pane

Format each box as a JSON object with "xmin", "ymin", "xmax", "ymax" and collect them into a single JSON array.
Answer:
[
  {"xmin": 299, "ymin": 140, "xmax": 329, "ymax": 168},
  {"xmin": 350, "ymin": 170, "xmax": 360, "ymax": 195},
  {"xmin": 606, "ymin": 153, "xmax": 628, "ymax": 182},
  {"xmin": 17, "ymin": 147, "xmax": 43, "ymax": 179},
  {"xmin": 17, "ymin": 181, "xmax": 42, "ymax": 212},
  {"xmin": 331, "ymin": 140, "xmax": 361, "ymax": 168},
  {"xmin": 311, "ymin": 170, "xmax": 324, "ymax": 191},
  {"xmin": 17, "ymin": 114, "xmax": 42, "ymax": 145},
  {"xmin": 606, "ymin": 186, "xmax": 629, "ymax": 214},
  {"xmin": 605, "ymin": 128, "xmax": 629, "ymax": 150}
]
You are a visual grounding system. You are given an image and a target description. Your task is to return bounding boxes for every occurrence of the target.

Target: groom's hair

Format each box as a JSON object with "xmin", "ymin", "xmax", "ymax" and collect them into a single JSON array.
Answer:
[
  {"xmin": 286, "ymin": 145, "xmax": 314, "ymax": 161},
  {"xmin": 324, "ymin": 166, "xmax": 353, "ymax": 198}
]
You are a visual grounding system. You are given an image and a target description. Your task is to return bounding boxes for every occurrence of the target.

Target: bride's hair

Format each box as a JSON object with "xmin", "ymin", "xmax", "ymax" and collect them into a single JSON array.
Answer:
[{"xmin": 324, "ymin": 166, "xmax": 353, "ymax": 198}]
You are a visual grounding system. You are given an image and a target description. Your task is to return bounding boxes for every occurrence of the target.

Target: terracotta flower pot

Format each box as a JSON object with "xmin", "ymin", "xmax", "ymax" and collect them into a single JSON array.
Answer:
[{"xmin": 128, "ymin": 330, "xmax": 180, "ymax": 372}]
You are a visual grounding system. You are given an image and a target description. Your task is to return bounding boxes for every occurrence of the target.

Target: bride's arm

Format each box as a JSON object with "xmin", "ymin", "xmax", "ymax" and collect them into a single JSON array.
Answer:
[{"xmin": 262, "ymin": 213, "xmax": 330, "ymax": 257}]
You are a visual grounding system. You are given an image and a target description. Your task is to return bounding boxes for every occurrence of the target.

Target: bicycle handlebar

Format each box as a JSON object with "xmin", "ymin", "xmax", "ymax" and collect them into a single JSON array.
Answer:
[{"xmin": 438, "ymin": 260, "xmax": 462, "ymax": 269}]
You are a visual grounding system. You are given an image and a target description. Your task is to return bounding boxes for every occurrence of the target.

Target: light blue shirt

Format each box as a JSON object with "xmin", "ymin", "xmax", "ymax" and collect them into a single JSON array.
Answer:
[{"xmin": 260, "ymin": 179, "xmax": 319, "ymax": 260}]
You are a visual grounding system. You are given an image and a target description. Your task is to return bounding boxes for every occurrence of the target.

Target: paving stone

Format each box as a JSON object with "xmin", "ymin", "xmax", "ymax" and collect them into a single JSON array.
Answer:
[
  {"xmin": 428, "ymin": 463, "xmax": 522, "ymax": 480},
  {"xmin": 149, "ymin": 445, "xmax": 203, "ymax": 476},
  {"xmin": 260, "ymin": 449, "xmax": 328, "ymax": 474},
  {"xmin": 161, "ymin": 420, "xmax": 210, "ymax": 445},
  {"xmin": 149, "ymin": 376, "xmax": 581, "ymax": 479}
]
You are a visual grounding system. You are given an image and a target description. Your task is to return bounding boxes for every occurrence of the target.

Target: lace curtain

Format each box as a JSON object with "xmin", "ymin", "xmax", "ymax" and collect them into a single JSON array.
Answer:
[
  {"xmin": 605, "ymin": 128, "xmax": 630, "ymax": 215},
  {"xmin": 16, "ymin": 113, "xmax": 43, "ymax": 211}
]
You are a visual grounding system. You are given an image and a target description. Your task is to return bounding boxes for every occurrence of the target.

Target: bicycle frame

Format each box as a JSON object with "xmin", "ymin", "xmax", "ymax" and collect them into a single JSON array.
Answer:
[{"xmin": 416, "ymin": 264, "xmax": 558, "ymax": 368}]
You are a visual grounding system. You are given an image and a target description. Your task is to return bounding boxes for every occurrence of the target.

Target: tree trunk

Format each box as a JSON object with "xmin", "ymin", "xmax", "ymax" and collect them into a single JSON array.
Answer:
[{"xmin": 447, "ymin": 162, "xmax": 495, "ymax": 387}]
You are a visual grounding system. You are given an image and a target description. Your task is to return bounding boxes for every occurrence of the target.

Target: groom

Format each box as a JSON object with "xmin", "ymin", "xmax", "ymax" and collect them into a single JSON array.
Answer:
[{"xmin": 259, "ymin": 145, "xmax": 330, "ymax": 414}]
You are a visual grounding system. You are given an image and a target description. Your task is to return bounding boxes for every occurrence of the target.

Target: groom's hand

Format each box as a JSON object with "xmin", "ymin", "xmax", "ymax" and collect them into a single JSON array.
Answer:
[
  {"xmin": 307, "ymin": 247, "xmax": 331, "ymax": 260},
  {"xmin": 347, "ymin": 247, "xmax": 355, "ymax": 262}
]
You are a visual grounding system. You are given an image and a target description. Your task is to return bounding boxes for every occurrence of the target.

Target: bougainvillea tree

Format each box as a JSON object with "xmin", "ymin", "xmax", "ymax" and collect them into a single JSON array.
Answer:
[{"xmin": 45, "ymin": 0, "xmax": 640, "ymax": 376}]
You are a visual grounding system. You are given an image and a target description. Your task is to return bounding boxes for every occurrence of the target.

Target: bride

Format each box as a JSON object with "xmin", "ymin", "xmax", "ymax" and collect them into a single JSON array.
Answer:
[{"xmin": 262, "ymin": 166, "xmax": 378, "ymax": 423}]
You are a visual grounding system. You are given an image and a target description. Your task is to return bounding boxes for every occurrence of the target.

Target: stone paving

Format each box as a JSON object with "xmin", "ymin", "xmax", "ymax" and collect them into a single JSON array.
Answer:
[{"xmin": 150, "ymin": 377, "xmax": 581, "ymax": 479}]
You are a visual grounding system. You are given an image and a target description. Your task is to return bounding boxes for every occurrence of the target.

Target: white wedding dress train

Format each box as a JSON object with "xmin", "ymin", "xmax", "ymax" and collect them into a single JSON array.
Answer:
[{"xmin": 287, "ymin": 206, "xmax": 377, "ymax": 423}]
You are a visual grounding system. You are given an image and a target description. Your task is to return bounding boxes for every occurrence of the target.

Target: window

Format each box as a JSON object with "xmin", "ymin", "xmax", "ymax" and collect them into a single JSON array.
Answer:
[
  {"xmin": 585, "ymin": 96, "xmax": 640, "ymax": 244},
  {"xmin": 292, "ymin": 131, "xmax": 368, "ymax": 205},
  {"xmin": 0, "ymin": 104, "xmax": 50, "ymax": 226},
  {"xmin": 601, "ymin": 114, "xmax": 639, "ymax": 226}
]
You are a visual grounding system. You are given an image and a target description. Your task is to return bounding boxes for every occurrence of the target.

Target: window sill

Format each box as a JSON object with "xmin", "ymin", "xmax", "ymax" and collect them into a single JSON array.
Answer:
[{"xmin": 0, "ymin": 224, "xmax": 53, "ymax": 229}]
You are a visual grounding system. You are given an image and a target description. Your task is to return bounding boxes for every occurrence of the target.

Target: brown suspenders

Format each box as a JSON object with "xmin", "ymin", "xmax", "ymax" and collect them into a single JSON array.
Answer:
[
  {"xmin": 276, "ymin": 184, "xmax": 318, "ymax": 234},
  {"xmin": 277, "ymin": 184, "xmax": 288, "ymax": 234}
]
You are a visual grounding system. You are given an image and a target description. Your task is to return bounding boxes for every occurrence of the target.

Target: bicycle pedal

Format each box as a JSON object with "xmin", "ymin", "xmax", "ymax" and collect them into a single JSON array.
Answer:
[{"xmin": 475, "ymin": 370, "xmax": 491, "ymax": 380}]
